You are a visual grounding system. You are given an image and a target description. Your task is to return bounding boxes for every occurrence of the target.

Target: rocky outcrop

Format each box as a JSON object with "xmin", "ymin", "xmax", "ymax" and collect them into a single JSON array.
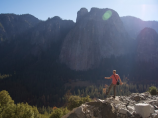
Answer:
[
  {"xmin": 136, "ymin": 27, "xmax": 158, "ymax": 67},
  {"xmin": 0, "ymin": 14, "xmax": 40, "ymax": 41},
  {"xmin": 76, "ymin": 8, "xmax": 88, "ymax": 22},
  {"xmin": 62, "ymin": 100, "xmax": 117, "ymax": 118},
  {"xmin": 62, "ymin": 92, "xmax": 158, "ymax": 118},
  {"xmin": 60, "ymin": 7, "xmax": 130, "ymax": 71},
  {"xmin": 121, "ymin": 16, "xmax": 158, "ymax": 39}
]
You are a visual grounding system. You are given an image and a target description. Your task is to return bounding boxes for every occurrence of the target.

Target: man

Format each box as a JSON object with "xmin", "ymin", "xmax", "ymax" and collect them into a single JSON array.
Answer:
[{"xmin": 104, "ymin": 70, "xmax": 123, "ymax": 98}]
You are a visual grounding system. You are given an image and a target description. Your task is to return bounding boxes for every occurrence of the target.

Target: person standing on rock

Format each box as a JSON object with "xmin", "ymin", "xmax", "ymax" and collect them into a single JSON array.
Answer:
[{"xmin": 104, "ymin": 70, "xmax": 123, "ymax": 98}]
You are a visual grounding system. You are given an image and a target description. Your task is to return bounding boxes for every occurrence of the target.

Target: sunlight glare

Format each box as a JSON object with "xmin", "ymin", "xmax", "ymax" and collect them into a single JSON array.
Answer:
[{"xmin": 102, "ymin": 10, "xmax": 112, "ymax": 20}]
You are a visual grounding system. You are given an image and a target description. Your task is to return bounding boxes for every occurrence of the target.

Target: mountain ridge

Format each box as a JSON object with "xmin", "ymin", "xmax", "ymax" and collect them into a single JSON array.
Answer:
[
  {"xmin": 0, "ymin": 16, "xmax": 75, "ymax": 73},
  {"xmin": 0, "ymin": 13, "xmax": 41, "ymax": 42},
  {"xmin": 121, "ymin": 16, "xmax": 158, "ymax": 39}
]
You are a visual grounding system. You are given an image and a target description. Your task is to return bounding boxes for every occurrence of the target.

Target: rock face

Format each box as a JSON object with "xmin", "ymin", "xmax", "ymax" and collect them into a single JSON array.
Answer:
[
  {"xmin": 24, "ymin": 16, "xmax": 74, "ymax": 53},
  {"xmin": 0, "ymin": 22, "xmax": 6, "ymax": 42},
  {"xmin": 121, "ymin": 16, "xmax": 158, "ymax": 39},
  {"xmin": 0, "ymin": 16, "xmax": 74, "ymax": 73},
  {"xmin": 62, "ymin": 92, "xmax": 158, "ymax": 118},
  {"xmin": 60, "ymin": 8, "xmax": 130, "ymax": 71},
  {"xmin": 136, "ymin": 27, "xmax": 158, "ymax": 67},
  {"xmin": 76, "ymin": 8, "xmax": 88, "ymax": 22},
  {"xmin": 0, "ymin": 14, "xmax": 40, "ymax": 42},
  {"xmin": 62, "ymin": 101, "xmax": 117, "ymax": 118}
]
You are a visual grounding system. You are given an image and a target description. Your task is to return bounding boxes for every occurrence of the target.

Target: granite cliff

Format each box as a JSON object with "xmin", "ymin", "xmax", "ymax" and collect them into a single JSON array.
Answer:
[
  {"xmin": 0, "ymin": 14, "xmax": 40, "ymax": 42},
  {"xmin": 136, "ymin": 27, "xmax": 158, "ymax": 67},
  {"xmin": 60, "ymin": 8, "xmax": 130, "ymax": 71},
  {"xmin": 0, "ymin": 16, "xmax": 74, "ymax": 73}
]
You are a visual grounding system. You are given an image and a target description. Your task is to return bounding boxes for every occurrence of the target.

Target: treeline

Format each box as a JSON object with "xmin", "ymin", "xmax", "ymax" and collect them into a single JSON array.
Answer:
[
  {"xmin": 68, "ymin": 83, "xmax": 157, "ymax": 99},
  {"xmin": 0, "ymin": 90, "xmax": 68, "ymax": 118},
  {"xmin": 0, "ymin": 90, "xmax": 91, "ymax": 118},
  {"xmin": 0, "ymin": 71, "xmax": 157, "ymax": 109}
]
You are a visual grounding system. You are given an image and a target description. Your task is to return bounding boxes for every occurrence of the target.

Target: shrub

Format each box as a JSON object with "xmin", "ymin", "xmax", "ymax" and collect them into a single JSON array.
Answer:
[
  {"xmin": 62, "ymin": 107, "xmax": 69, "ymax": 116},
  {"xmin": 148, "ymin": 86, "xmax": 157, "ymax": 95},
  {"xmin": 67, "ymin": 95, "xmax": 91, "ymax": 110},
  {"xmin": 0, "ymin": 90, "xmax": 40, "ymax": 118},
  {"xmin": 0, "ymin": 90, "xmax": 16, "ymax": 118},
  {"xmin": 49, "ymin": 107, "xmax": 69, "ymax": 118}
]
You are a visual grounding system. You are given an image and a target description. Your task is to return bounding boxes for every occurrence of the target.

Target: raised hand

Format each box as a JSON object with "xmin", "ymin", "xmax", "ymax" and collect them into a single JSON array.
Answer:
[{"xmin": 120, "ymin": 82, "xmax": 123, "ymax": 85}]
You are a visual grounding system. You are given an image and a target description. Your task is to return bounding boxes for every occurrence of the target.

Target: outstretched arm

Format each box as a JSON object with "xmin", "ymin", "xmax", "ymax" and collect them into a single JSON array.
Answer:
[
  {"xmin": 105, "ymin": 77, "xmax": 111, "ymax": 79},
  {"xmin": 118, "ymin": 77, "xmax": 122, "ymax": 82},
  {"xmin": 118, "ymin": 77, "xmax": 123, "ymax": 85}
]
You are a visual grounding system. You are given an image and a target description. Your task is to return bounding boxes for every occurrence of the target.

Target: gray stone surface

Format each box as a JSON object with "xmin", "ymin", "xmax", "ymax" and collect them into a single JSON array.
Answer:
[
  {"xmin": 76, "ymin": 8, "xmax": 88, "ymax": 23},
  {"xmin": 60, "ymin": 7, "xmax": 130, "ymax": 70},
  {"xmin": 62, "ymin": 92, "xmax": 158, "ymax": 118}
]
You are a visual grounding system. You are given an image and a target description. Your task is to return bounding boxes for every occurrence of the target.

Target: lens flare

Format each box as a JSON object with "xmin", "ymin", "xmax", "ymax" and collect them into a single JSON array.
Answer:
[{"xmin": 102, "ymin": 10, "xmax": 112, "ymax": 20}]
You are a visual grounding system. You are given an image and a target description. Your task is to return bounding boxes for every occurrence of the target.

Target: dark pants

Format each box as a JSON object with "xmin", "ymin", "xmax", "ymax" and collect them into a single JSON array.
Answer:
[{"xmin": 106, "ymin": 83, "xmax": 116, "ymax": 97}]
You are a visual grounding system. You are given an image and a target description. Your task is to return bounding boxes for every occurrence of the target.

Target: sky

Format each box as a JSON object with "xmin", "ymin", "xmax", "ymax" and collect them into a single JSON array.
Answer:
[{"xmin": 0, "ymin": 0, "xmax": 158, "ymax": 22}]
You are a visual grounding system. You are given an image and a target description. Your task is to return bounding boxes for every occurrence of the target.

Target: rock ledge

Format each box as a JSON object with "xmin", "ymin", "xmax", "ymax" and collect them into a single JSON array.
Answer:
[{"xmin": 62, "ymin": 92, "xmax": 158, "ymax": 118}]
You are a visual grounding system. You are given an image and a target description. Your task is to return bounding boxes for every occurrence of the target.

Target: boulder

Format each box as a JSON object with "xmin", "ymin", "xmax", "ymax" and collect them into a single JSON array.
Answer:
[
  {"xmin": 87, "ymin": 101, "xmax": 117, "ymax": 118},
  {"xmin": 62, "ymin": 104, "xmax": 86, "ymax": 118},
  {"xmin": 62, "ymin": 101, "xmax": 117, "ymax": 118},
  {"xmin": 127, "ymin": 105, "xmax": 135, "ymax": 113},
  {"xmin": 134, "ymin": 103, "xmax": 154, "ymax": 118},
  {"xmin": 154, "ymin": 105, "xmax": 158, "ymax": 110},
  {"xmin": 75, "ymin": 106, "xmax": 86, "ymax": 117},
  {"xmin": 152, "ymin": 113, "xmax": 158, "ymax": 118},
  {"xmin": 119, "ymin": 108, "xmax": 129, "ymax": 114},
  {"xmin": 155, "ymin": 110, "xmax": 158, "ymax": 113},
  {"xmin": 133, "ymin": 96, "xmax": 141, "ymax": 102},
  {"xmin": 96, "ymin": 99, "xmax": 105, "ymax": 103}
]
